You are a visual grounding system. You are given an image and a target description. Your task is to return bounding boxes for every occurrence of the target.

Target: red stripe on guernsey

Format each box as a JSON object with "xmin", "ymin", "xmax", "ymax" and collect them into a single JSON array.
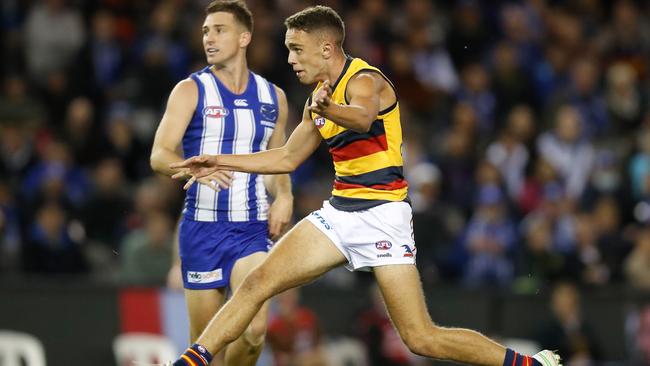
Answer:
[
  {"xmin": 119, "ymin": 288, "xmax": 162, "ymax": 334},
  {"xmin": 334, "ymin": 178, "xmax": 408, "ymax": 191},
  {"xmin": 330, "ymin": 134, "xmax": 388, "ymax": 162},
  {"xmin": 512, "ymin": 352, "xmax": 518, "ymax": 366}
]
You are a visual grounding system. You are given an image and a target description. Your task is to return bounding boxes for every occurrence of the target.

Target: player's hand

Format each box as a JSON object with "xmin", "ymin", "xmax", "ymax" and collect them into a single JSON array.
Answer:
[
  {"xmin": 268, "ymin": 195, "xmax": 293, "ymax": 240},
  {"xmin": 170, "ymin": 154, "xmax": 220, "ymax": 190},
  {"xmin": 169, "ymin": 168, "xmax": 232, "ymax": 191},
  {"xmin": 308, "ymin": 80, "xmax": 332, "ymax": 115},
  {"xmin": 195, "ymin": 171, "xmax": 233, "ymax": 192}
]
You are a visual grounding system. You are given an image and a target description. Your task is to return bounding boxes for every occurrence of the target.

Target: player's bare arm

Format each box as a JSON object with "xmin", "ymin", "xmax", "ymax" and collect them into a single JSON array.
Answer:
[
  {"xmin": 264, "ymin": 86, "xmax": 294, "ymax": 239},
  {"xmin": 310, "ymin": 72, "xmax": 390, "ymax": 133},
  {"xmin": 150, "ymin": 78, "xmax": 233, "ymax": 190},
  {"xmin": 170, "ymin": 100, "xmax": 322, "ymax": 180}
]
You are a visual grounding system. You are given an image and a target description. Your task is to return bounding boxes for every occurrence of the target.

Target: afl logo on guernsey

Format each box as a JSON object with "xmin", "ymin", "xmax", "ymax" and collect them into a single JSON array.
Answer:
[
  {"xmin": 314, "ymin": 117, "xmax": 326, "ymax": 129},
  {"xmin": 204, "ymin": 106, "xmax": 229, "ymax": 118}
]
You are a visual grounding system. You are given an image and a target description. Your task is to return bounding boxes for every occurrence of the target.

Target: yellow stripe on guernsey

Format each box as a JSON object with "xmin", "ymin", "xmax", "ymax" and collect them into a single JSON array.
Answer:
[{"xmin": 309, "ymin": 57, "xmax": 408, "ymax": 209}]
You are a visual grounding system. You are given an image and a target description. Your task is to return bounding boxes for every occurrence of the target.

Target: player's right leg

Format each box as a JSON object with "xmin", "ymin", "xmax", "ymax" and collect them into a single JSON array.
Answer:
[
  {"xmin": 183, "ymin": 218, "xmax": 348, "ymax": 361},
  {"xmin": 373, "ymin": 264, "xmax": 561, "ymax": 366}
]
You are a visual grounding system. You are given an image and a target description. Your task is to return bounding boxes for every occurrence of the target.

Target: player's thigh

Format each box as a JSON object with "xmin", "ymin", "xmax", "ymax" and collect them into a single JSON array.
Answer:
[
  {"xmin": 247, "ymin": 218, "xmax": 347, "ymax": 295},
  {"xmin": 184, "ymin": 287, "xmax": 227, "ymax": 341},
  {"xmin": 373, "ymin": 264, "xmax": 434, "ymax": 340}
]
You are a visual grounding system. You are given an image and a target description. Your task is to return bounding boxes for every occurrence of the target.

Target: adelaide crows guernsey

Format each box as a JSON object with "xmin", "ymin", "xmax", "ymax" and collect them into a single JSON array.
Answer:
[
  {"xmin": 309, "ymin": 57, "xmax": 408, "ymax": 211},
  {"xmin": 183, "ymin": 67, "xmax": 278, "ymax": 222}
]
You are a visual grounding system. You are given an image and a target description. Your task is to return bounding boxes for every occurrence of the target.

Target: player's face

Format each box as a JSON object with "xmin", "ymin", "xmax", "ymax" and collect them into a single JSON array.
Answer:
[
  {"xmin": 285, "ymin": 28, "xmax": 326, "ymax": 84},
  {"xmin": 202, "ymin": 12, "xmax": 249, "ymax": 66}
]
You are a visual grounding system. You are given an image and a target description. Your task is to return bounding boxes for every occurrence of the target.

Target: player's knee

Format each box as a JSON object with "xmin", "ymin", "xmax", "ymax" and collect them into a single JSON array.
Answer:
[
  {"xmin": 241, "ymin": 267, "xmax": 278, "ymax": 300},
  {"xmin": 240, "ymin": 268, "xmax": 265, "ymax": 295},
  {"xmin": 244, "ymin": 316, "xmax": 267, "ymax": 346}
]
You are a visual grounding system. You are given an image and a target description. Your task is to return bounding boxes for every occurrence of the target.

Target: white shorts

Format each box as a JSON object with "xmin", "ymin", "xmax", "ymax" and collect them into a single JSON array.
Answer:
[{"xmin": 306, "ymin": 200, "xmax": 416, "ymax": 271}]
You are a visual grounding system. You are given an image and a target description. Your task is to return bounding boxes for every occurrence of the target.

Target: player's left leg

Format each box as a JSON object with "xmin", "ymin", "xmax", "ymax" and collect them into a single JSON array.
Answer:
[
  {"xmin": 373, "ymin": 264, "xmax": 561, "ymax": 366},
  {"xmin": 223, "ymin": 251, "xmax": 269, "ymax": 366}
]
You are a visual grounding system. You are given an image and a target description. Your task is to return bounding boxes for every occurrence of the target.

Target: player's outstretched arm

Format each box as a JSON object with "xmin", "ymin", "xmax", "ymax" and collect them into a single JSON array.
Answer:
[
  {"xmin": 309, "ymin": 73, "xmax": 383, "ymax": 133},
  {"xmin": 171, "ymin": 100, "xmax": 322, "ymax": 178}
]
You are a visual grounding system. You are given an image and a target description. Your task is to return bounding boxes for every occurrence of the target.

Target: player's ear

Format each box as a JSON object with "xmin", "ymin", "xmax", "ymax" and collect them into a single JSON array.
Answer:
[
  {"xmin": 321, "ymin": 40, "xmax": 332, "ymax": 60},
  {"xmin": 239, "ymin": 31, "xmax": 252, "ymax": 48}
]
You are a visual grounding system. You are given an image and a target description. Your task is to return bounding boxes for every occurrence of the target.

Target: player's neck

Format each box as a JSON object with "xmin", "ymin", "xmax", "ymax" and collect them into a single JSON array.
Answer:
[
  {"xmin": 210, "ymin": 56, "xmax": 249, "ymax": 94},
  {"xmin": 324, "ymin": 52, "xmax": 349, "ymax": 85}
]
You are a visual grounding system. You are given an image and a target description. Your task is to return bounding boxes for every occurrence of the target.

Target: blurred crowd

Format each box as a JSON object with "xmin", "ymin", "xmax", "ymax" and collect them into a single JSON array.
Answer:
[{"xmin": 1, "ymin": 0, "xmax": 650, "ymax": 294}]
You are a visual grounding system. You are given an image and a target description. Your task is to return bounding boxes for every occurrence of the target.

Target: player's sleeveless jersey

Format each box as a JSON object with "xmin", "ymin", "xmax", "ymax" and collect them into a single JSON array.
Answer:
[
  {"xmin": 309, "ymin": 57, "xmax": 408, "ymax": 211},
  {"xmin": 183, "ymin": 67, "xmax": 278, "ymax": 222}
]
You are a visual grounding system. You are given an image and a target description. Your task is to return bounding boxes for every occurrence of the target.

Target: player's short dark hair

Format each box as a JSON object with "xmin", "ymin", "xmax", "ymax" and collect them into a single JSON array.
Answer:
[
  {"xmin": 284, "ymin": 6, "xmax": 345, "ymax": 46},
  {"xmin": 205, "ymin": 0, "xmax": 253, "ymax": 32}
]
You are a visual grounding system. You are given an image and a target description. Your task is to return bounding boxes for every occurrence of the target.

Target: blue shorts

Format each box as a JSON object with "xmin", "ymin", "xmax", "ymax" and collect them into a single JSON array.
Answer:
[{"xmin": 179, "ymin": 218, "xmax": 270, "ymax": 290}]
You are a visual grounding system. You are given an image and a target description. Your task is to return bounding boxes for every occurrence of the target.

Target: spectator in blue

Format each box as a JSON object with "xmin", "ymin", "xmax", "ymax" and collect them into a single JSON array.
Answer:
[
  {"xmin": 524, "ymin": 182, "xmax": 577, "ymax": 256},
  {"xmin": 71, "ymin": 9, "xmax": 125, "ymax": 101},
  {"xmin": 549, "ymin": 58, "xmax": 609, "ymax": 137},
  {"xmin": 537, "ymin": 105, "xmax": 595, "ymax": 202},
  {"xmin": 21, "ymin": 140, "xmax": 89, "ymax": 211},
  {"xmin": 462, "ymin": 184, "xmax": 517, "ymax": 286},
  {"xmin": 22, "ymin": 201, "xmax": 87, "ymax": 273},
  {"xmin": 0, "ymin": 123, "xmax": 37, "ymax": 187},
  {"xmin": 456, "ymin": 63, "xmax": 497, "ymax": 136}
]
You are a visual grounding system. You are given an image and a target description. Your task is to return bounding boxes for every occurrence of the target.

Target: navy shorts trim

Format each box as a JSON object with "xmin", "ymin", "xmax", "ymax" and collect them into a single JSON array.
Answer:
[{"xmin": 179, "ymin": 218, "xmax": 270, "ymax": 290}]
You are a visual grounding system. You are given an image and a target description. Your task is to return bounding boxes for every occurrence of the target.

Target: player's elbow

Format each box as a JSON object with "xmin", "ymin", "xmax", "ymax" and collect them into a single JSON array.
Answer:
[
  {"xmin": 275, "ymin": 147, "xmax": 299, "ymax": 173},
  {"xmin": 279, "ymin": 155, "xmax": 299, "ymax": 173},
  {"xmin": 149, "ymin": 149, "xmax": 165, "ymax": 173},
  {"xmin": 351, "ymin": 119, "xmax": 373, "ymax": 133}
]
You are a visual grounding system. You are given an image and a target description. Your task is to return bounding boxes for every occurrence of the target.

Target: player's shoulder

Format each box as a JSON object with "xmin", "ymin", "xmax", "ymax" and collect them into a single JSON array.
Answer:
[
  {"xmin": 251, "ymin": 71, "xmax": 288, "ymax": 106},
  {"xmin": 170, "ymin": 78, "xmax": 198, "ymax": 98},
  {"xmin": 177, "ymin": 66, "xmax": 213, "ymax": 91},
  {"xmin": 348, "ymin": 60, "xmax": 393, "ymax": 94},
  {"xmin": 273, "ymin": 84, "xmax": 287, "ymax": 105}
]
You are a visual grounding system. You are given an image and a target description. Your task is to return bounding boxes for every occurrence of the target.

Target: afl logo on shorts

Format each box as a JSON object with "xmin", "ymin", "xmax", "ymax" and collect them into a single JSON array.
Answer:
[
  {"xmin": 314, "ymin": 117, "xmax": 326, "ymax": 129},
  {"xmin": 204, "ymin": 106, "xmax": 229, "ymax": 118},
  {"xmin": 375, "ymin": 240, "xmax": 392, "ymax": 250}
]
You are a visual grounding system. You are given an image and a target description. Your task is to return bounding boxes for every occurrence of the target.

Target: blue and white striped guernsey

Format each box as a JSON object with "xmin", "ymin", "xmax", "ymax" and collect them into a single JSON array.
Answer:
[{"xmin": 182, "ymin": 67, "xmax": 279, "ymax": 222}]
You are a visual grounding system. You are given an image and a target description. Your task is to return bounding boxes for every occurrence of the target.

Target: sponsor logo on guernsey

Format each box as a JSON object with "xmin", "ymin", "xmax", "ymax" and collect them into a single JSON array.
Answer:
[
  {"xmin": 402, "ymin": 244, "xmax": 415, "ymax": 257},
  {"xmin": 204, "ymin": 106, "xmax": 229, "ymax": 118},
  {"xmin": 375, "ymin": 240, "xmax": 392, "ymax": 250},
  {"xmin": 314, "ymin": 117, "xmax": 326, "ymax": 129},
  {"xmin": 310, "ymin": 211, "xmax": 331, "ymax": 230},
  {"xmin": 234, "ymin": 99, "xmax": 248, "ymax": 107},
  {"xmin": 187, "ymin": 268, "xmax": 223, "ymax": 284},
  {"xmin": 377, "ymin": 253, "xmax": 392, "ymax": 258}
]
